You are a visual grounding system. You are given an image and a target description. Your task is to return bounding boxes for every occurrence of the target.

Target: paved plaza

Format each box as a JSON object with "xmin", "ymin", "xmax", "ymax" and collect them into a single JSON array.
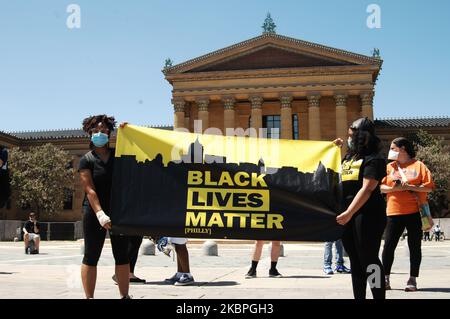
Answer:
[{"xmin": 0, "ymin": 240, "xmax": 449, "ymax": 299}]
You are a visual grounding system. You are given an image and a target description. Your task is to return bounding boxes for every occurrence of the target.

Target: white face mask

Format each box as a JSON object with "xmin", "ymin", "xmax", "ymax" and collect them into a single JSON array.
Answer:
[
  {"xmin": 347, "ymin": 137, "xmax": 353, "ymax": 149},
  {"xmin": 388, "ymin": 150, "xmax": 399, "ymax": 161}
]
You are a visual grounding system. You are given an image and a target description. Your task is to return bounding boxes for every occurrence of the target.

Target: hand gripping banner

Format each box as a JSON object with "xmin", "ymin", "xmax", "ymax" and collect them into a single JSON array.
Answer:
[{"xmin": 111, "ymin": 125, "xmax": 344, "ymax": 241}]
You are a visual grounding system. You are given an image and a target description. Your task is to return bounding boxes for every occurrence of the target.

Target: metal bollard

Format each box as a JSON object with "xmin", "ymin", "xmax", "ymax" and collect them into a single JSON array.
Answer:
[
  {"xmin": 140, "ymin": 238, "xmax": 155, "ymax": 256},
  {"xmin": 268, "ymin": 242, "xmax": 285, "ymax": 257},
  {"xmin": 202, "ymin": 240, "xmax": 218, "ymax": 256}
]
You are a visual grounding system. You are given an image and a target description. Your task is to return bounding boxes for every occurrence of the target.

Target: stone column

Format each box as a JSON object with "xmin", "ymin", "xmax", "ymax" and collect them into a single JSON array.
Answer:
[
  {"xmin": 335, "ymin": 93, "xmax": 348, "ymax": 154},
  {"xmin": 222, "ymin": 96, "xmax": 236, "ymax": 133},
  {"xmin": 196, "ymin": 98, "xmax": 210, "ymax": 132},
  {"xmin": 361, "ymin": 92, "xmax": 374, "ymax": 120},
  {"xmin": 280, "ymin": 94, "xmax": 293, "ymax": 139},
  {"xmin": 249, "ymin": 95, "xmax": 263, "ymax": 136},
  {"xmin": 184, "ymin": 103, "xmax": 190, "ymax": 132},
  {"xmin": 307, "ymin": 95, "xmax": 321, "ymax": 140},
  {"xmin": 172, "ymin": 98, "xmax": 185, "ymax": 129}
]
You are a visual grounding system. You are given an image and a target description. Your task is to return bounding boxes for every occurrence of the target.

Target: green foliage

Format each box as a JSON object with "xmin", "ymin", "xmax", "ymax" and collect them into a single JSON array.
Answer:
[
  {"xmin": 9, "ymin": 143, "xmax": 74, "ymax": 217},
  {"xmin": 413, "ymin": 130, "xmax": 450, "ymax": 217}
]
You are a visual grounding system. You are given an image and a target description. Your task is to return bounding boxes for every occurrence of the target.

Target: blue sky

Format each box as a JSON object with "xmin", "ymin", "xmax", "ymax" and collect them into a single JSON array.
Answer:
[{"xmin": 1, "ymin": 0, "xmax": 449, "ymax": 132}]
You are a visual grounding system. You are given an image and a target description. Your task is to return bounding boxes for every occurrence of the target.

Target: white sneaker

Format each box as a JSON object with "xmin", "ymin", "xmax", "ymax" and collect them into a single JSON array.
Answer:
[{"xmin": 174, "ymin": 274, "xmax": 195, "ymax": 286}]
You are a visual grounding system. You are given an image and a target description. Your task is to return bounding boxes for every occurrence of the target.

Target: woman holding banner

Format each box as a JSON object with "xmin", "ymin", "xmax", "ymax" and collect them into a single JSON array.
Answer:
[
  {"xmin": 334, "ymin": 117, "xmax": 387, "ymax": 299},
  {"xmin": 79, "ymin": 115, "xmax": 131, "ymax": 299},
  {"xmin": 380, "ymin": 137, "xmax": 434, "ymax": 292}
]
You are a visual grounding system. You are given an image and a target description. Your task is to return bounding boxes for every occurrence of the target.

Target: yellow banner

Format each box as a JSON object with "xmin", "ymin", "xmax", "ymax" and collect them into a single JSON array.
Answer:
[{"xmin": 115, "ymin": 125, "xmax": 341, "ymax": 174}]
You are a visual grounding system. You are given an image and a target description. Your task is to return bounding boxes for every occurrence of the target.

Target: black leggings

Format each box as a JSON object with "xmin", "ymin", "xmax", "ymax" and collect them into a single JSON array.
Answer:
[
  {"xmin": 342, "ymin": 211, "xmax": 386, "ymax": 299},
  {"xmin": 128, "ymin": 236, "xmax": 143, "ymax": 274},
  {"xmin": 382, "ymin": 212, "xmax": 422, "ymax": 277},
  {"xmin": 82, "ymin": 207, "xmax": 130, "ymax": 266}
]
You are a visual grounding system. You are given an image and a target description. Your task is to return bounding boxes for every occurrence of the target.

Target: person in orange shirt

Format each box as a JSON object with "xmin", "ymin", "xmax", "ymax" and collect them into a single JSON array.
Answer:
[{"xmin": 381, "ymin": 137, "xmax": 434, "ymax": 292}]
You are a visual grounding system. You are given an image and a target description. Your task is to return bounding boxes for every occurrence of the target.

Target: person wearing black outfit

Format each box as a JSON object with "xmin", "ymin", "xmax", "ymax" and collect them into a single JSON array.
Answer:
[
  {"xmin": 335, "ymin": 117, "xmax": 387, "ymax": 299},
  {"xmin": 23, "ymin": 212, "xmax": 40, "ymax": 254},
  {"xmin": 0, "ymin": 145, "xmax": 11, "ymax": 209},
  {"xmin": 79, "ymin": 115, "xmax": 131, "ymax": 299},
  {"xmin": 112, "ymin": 235, "xmax": 146, "ymax": 284},
  {"xmin": 128, "ymin": 236, "xmax": 145, "ymax": 282}
]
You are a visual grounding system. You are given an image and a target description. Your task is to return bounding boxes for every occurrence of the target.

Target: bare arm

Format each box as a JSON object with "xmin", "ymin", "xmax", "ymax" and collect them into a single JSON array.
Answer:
[
  {"xmin": 347, "ymin": 178, "xmax": 379, "ymax": 216},
  {"xmin": 381, "ymin": 184, "xmax": 433, "ymax": 194},
  {"xmin": 79, "ymin": 169, "xmax": 102, "ymax": 213},
  {"xmin": 0, "ymin": 159, "xmax": 3, "ymax": 167},
  {"xmin": 79, "ymin": 169, "xmax": 111, "ymax": 229},
  {"xmin": 380, "ymin": 184, "xmax": 405, "ymax": 194},
  {"xmin": 404, "ymin": 184, "xmax": 433, "ymax": 193},
  {"xmin": 337, "ymin": 178, "xmax": 379, "ymax": 225}
]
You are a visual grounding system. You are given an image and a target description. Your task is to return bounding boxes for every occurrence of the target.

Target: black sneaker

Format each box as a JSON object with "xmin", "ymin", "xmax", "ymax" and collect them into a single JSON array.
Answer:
[
  {"xmin": 164, "ymin": 273, "xmax": 181, "ymax": 285},
  {"xmin": 245, "ymin": 268, "xmax": 257, "ymax": 279},
  {"xmin": 269, "ymin": 268, "xmax": 282, "ymax": 278}
]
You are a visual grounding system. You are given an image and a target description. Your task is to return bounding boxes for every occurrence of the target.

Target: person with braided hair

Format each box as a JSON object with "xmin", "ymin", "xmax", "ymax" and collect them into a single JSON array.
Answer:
[{"xmin": 78, "ymin": 114, "xmax": 131, "ymax": 299}]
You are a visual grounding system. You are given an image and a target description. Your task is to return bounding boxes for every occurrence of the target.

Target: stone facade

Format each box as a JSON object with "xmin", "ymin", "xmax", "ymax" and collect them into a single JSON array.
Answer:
[{"xmin": 164, "ymin": 33, "xmax": 382, "ymax": 160}]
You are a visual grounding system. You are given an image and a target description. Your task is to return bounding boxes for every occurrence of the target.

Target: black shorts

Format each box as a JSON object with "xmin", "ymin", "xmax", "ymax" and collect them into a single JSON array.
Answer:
[{"xmin": 82, "ymin": 206, "xmax": 130, "ymax": 266}]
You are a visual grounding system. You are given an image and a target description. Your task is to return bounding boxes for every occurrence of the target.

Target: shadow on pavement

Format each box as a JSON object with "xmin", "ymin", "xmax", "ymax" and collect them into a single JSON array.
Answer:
[
  {"xmin": 419, "ymin": 288, "xmax": 450, "ymax": 293},
  {"xmin": 269, "ymin": 275, "xmax": 331, "ymax": 279},
  {"xmin": 144, "ymin": 281, "xmax": 239, "ymax": 287}
]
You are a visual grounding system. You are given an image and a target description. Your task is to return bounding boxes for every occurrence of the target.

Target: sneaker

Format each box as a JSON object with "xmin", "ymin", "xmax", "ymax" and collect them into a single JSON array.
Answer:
[
  {"xmin": 335, "ymin": 265, "xmax": 351, "ymax": 274},
  {"xmin": 156, "ymin": 237, "xmax": 173, "ymax": 257},
  {"xmin": 405, "ymin": 278, "xmax": 418, "ymax": 292},
  {"xmin": 245, "ymin": 268, "xmax": 257, "ymax": 279},
  {"xmin": 323, "ymin": 266, "xmax": 334, "ymax": 275},
  {"xmin": 164, "ymin": 273, "xmax": 182, "ymax": 285},
  {"xmin": 174, "ymin": 274, "xmax": 195, "ymax": 286},
  {"xmin": 121, "ymin": 295, "xmax": 132, "ymax": 299},
  {"xmin": 269, "ymin": 268, "xmax": 283, "ymax": 278}
]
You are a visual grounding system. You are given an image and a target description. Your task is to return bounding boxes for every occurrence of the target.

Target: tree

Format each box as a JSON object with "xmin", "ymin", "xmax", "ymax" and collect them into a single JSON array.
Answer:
[
  {"xmin": 412, "ymin": 130, "xmax": 450, "ymax": 218},
  {"xmin": 9, "ymin": 143, "xmax": 74, "ymax": 218}
]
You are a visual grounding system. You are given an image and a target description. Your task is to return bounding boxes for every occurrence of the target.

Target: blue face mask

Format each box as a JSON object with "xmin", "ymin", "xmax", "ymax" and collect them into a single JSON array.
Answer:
[{"xmin": 91, "ymin": 132, "xmax": 109, "ymax": 147}]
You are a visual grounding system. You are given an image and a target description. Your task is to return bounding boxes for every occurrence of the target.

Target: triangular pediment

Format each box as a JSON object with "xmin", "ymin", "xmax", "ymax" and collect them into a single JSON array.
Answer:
[
  {"xmin": 190, "ymin": 45, "xmax": 355, "ymax": 72},
  {"xmin": 165, "ymin": 33, "xmax": 381, "ymax": 75}
]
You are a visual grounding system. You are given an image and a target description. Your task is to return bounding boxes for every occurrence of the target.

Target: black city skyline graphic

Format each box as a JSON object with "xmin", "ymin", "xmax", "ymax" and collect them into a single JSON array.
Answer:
[{"xmin": 111, "ymin": 139, "xmax": 344, "ymax": 241}]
